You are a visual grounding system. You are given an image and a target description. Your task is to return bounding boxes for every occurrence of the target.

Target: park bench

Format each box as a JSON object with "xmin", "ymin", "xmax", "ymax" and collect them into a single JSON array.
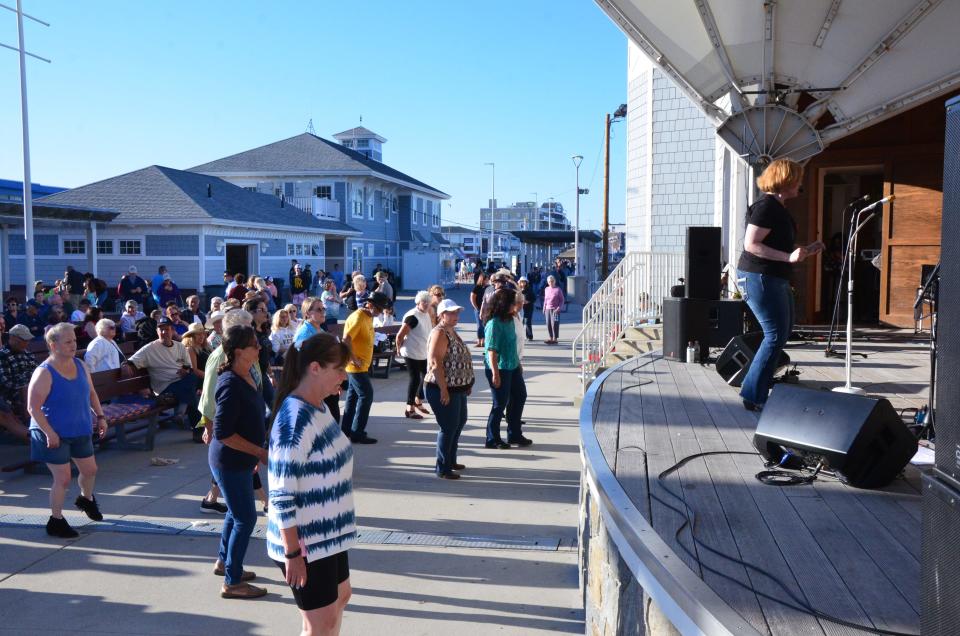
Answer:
[{"xmin": 92, "ymin": 367, "xmax": 167, "ymax": 451}]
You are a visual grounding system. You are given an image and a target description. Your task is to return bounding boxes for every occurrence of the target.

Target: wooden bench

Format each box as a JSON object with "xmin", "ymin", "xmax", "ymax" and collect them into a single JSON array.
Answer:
[{"xmin": 91, "ymin": 368, "xmax": 166, "ymax": 451}]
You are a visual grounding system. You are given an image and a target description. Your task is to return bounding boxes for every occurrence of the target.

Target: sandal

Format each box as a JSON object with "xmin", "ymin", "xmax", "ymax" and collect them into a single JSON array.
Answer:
[
  {"xmin": 404, "ymin": 410, "xmax": 424, "ymax": 420},
  {"xmin": 414, "ymin": 403, "xmax": 431, "ymax": 415}
]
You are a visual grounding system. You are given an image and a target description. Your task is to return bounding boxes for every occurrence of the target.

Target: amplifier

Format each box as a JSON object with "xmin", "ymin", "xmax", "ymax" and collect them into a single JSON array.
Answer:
[{"xmin": 662, "ymin": 297, "xmax": 744, "ymax": 362}]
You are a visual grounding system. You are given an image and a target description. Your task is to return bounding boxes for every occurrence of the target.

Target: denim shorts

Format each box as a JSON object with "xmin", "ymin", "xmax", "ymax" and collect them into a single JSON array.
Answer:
[{"xmin": 30, "ymin": 429, "xmax": 95, "ymax": 465}]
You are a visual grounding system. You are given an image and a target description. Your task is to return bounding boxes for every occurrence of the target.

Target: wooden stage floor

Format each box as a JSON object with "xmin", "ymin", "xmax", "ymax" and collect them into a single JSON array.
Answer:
[{"xmin": 591, "ymin": 332, "xmax": 928, "ymax": 636}]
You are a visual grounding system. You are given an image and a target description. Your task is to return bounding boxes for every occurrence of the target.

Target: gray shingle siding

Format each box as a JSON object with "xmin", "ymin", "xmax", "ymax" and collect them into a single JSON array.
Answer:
[{"xmin": 146, "ymin": 234, "xmax": 199, "ymax": 257}]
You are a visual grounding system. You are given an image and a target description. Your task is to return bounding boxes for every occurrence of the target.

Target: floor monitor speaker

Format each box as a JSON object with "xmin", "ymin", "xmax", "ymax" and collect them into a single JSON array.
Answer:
[
  {"xmin": 662, "ymin": 297, "xmax": 744, "ymax": 362},
  {"xmin": 715, "ymin": 331, "xmax": 790, "ymax": 387},
  {"xmin": 685, "ymin": 226, "xmax": 722, "ymax": 300},
  {"xmin": 753, "ymin": 384, "xmax": 917, "ymax": 488}
]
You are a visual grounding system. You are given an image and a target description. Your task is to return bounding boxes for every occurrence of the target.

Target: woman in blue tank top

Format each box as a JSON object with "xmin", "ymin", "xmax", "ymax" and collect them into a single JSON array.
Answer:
[{"xmin": 27, "ymin": 322, "xmax": 108, "ymax": 538}]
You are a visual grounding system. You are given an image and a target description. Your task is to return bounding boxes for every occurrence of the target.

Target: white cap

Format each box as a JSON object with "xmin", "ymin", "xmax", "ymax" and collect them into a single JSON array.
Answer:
[
  {"xmin": 436, "ymin": 298, "xmax": 464, "ymax": 315},
  {"xmin": 128, "ymin": 265, "xmax": 138, "ymax": 273}
]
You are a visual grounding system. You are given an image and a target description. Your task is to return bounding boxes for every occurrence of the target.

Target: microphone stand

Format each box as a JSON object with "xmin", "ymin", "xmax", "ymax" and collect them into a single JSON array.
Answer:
[
  {"xmin": 825, "ymin": 197, "xmax": 869, "ymax": 359},
  {"xmin": 832, "ymin": 205, "xmax": 880, "ymax": 394}
]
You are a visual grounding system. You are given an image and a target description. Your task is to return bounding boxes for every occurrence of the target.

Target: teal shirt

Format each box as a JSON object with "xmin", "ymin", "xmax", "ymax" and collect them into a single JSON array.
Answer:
[{"xmin": 484, "ymin": 318, "xmax": 519, "ymax": 370}]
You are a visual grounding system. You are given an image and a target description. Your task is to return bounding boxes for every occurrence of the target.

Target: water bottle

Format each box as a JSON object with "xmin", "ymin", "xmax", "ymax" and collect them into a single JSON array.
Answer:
[{"xmin": 686, "ymin": 341, "xmax": 698, "ymax": 364}]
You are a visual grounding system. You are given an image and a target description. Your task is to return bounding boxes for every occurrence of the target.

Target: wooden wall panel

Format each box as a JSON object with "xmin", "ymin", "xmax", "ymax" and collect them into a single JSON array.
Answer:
[{"xmin": 885, "ymin": 245, "xmax": 939, "ymax": 322}]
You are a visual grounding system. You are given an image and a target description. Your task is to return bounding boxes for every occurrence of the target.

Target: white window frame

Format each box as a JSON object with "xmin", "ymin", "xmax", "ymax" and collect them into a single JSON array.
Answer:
[
  {"xmin": 315, "ymin": 185, "xmax": 332, "ymax": 200},
  {"xmin": 367, "ymin": 200, "xmax": 374, "ymax": 220},
  {"xmin": 118, "ymin": 238, "xmax": 143, "ymax": 256},
  {"xmin": 351, "ymin": 245, "xmax": 364, "ymax": 272},
  {"xmin": 367, "ymin": 243, "xmax": 374, "ymax": 257},
  {"xmin": 96, "ymin": 239, "xmax": 114, "ymax": 255},
  {"xmin": 61, "ymin": 236, "xmax": 87, "ymax": 256},
  {"xmin": 287, "ymin": 241, "xmax": 322, "ymax": 257}
]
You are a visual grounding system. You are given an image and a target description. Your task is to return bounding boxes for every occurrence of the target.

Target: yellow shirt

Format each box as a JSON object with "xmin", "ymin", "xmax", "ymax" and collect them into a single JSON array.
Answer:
[{"xmin": 344, "ymin": 309, "xmax": 374, "ymax": 373}]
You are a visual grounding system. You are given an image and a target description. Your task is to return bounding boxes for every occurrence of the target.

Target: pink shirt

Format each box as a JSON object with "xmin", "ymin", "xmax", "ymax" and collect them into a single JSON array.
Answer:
[{"xmin": 543, "ymin": 286, "xmax": 565, "ymax": 310}]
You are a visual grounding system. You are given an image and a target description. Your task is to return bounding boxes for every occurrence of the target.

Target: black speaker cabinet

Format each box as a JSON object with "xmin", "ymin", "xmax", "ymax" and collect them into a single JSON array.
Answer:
[
  {"xmin": 685, "ymin": 226, "xmax": 722, "ymax": 300},
  {"xmin": 935, "ymin": 94, "xmax": 960, "ymax": 479},
  {"xmin": 922, "ymin": 470, "xmax": 960, "ymax": 636},
  {"xmin": 753, "ymin": 384, "xmax": 917, "ymax": 488},
  {"xmin": 662, "ymin": 297, "xmax": 744, "ymax": 362},
  {"xmin": 715, "ymin": 331, "xmax": 791, "ymax": 387}
]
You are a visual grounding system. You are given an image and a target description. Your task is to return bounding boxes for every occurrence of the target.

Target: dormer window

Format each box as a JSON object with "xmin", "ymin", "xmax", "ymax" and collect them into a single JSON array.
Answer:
[{"xmin": 357, "ymin": 139, "xmax": 369, "ymax": 148}]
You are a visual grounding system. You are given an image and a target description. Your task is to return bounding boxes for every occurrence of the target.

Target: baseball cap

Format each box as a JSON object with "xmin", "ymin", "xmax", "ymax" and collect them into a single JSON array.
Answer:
[
  {"xmin": 128, "ymin": 265, "xmax": 138, "ymax": 273},
  {"xmin": 162, "ymin": 273, "xmax": 171, "ymax": 281},
  {"xmin": 8, "ymin": 324, "xmax": 32, "ymax": 340},
  {"xmin": 156, "ymin": 317, "xmax": 173, "ymax": 326},
  {"xmin": 436, "ymin": 298, "xmax": 464, "ymax": 315},
  {"xmin": 366, "ymin": 291, "xmax": 393, "ymax": 310}
]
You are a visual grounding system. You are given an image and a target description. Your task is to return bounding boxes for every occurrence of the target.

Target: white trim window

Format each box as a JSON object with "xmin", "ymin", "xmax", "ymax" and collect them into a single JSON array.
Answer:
[
  {"xmin": 351, "ymin": 187, "xmax": 364, "ymax": 218},
  {"xmin": 119, "ymin": 239, "xmax": 142, "ymax": 256},
  {"xmin": 96, "ymin": 239, "xmax": 113, "ymax": 255},
  {"xmin": 315, "ymin": 185, "xmax": 332, "ymax": 200},
  {"xmin": 288, "ymin": 241, "xmax": 321, "ymax": 257},
  {"xmin": 367, "ymin": 243, "xmax": 374, "ymax": 257},
  {"xmin": 367, "ymin": 200, "xmax": 374, "ymax": 220},
  {"xmin": 62, "ymin": 238, "xmax": 86, "ymax": 255}
]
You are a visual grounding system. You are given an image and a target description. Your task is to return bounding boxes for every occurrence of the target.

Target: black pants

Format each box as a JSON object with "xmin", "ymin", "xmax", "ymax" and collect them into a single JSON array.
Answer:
[
  {"xmin": 324, "ymin": 393, "xmax": 341, "ymax": 424},
  {"xmin": 405, "ymin": 358, "xmax": 428, "ymax": 406},
  {"xmin": 522, "ymin": 307, "xmax": 534, "ymax": 340}
]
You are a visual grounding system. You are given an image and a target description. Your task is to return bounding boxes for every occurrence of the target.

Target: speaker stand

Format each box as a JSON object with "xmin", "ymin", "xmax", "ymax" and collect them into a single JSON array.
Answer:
[{"xmin": 832, "ymin": 385, "xmax": 866, "ymax": 395}]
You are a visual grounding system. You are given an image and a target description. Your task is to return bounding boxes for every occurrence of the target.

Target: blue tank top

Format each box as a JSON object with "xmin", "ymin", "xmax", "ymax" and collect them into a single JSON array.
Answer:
[{"xmin": 29, "ymin": 358, "xmax": 93, "ymax": 438}]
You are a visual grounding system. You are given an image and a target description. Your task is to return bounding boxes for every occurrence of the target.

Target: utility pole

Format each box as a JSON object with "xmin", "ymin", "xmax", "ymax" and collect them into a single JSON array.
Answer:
[
  {"xmin": 572, "ymin": 155, "xmax": 583, "ymax": 276},
  {"xmin": 602, "ymin": 113, "xmax": 611, "ymax": 279}
]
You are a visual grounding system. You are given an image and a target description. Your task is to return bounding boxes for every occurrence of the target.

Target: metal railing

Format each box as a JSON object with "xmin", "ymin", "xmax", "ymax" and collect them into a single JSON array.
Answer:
[
  {"xmin": 572, "ymin": 251, "xmax": 683, "ymax": 389},
  {"xmin": 284, "ymin": 195, "xmax": 341, "ymax": 220}
]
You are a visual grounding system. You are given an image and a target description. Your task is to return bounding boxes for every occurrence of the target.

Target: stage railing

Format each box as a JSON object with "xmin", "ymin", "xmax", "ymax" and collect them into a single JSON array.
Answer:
[{"xmin": 571, "ymin": 250, "xmax": 683, "ymax": 390}]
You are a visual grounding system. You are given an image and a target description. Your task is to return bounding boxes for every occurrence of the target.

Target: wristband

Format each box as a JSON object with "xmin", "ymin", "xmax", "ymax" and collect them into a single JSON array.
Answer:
[{"xmin": 284, "ymin": 548, "xmax": 302, "ymax": 559}]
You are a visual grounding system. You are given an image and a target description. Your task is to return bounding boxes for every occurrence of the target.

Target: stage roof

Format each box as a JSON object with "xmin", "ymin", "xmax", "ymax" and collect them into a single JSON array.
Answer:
[{"xmin": 595, "ymin": 0, "xmax": 960, "ymax": 163}]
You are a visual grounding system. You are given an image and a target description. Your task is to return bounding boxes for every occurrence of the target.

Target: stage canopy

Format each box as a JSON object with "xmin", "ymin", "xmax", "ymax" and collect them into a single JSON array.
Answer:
[{"xmin": 595, "ymin": 0, "xmax": 960, "ymax": 163}]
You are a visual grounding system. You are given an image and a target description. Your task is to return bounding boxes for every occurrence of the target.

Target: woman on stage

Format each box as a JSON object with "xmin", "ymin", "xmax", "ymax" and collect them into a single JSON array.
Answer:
[{"xmin": 737, "ymin": 159, "xmax": 823, "ymax": 411}]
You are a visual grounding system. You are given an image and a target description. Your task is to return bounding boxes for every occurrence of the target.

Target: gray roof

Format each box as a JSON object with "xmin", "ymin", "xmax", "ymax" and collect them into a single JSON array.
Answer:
[
  {"xmin": 189, "ymin": 133, "xmax": 449, "ymax": 199},
  {"xmin": 37, "ymin": 165, "xmax": 360, "ymax": 234},
  {"xmin": 431, "ymin": 232, "xmax": 450, "ymax": 245},
  {"xmin": 441, "ymin": 224, "xmax": 477, "ymax": 234},
  {"xmin": 332, "ymin": 127, "xmax": 386, "ymax": 143}
]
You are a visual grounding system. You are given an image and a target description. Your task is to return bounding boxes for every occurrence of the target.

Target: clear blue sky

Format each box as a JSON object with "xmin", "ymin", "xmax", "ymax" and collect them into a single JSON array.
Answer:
[{"xmin": 0, "ymin": 1, "xmax": 628, "ymax": 231}]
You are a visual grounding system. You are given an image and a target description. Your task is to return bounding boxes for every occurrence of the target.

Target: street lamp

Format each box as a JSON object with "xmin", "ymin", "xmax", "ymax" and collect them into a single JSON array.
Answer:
[
  {"xmin": 572, "ymin": 155, "xmax": 583, "ymax": 276},
  {"xmin": 484, "ymin": 162, "xmax": 495, "ymax": 265}
]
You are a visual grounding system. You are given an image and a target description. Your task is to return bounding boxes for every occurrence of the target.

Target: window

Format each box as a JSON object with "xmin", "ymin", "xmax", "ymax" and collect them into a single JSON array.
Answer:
[
  {"xmin": 243, "ymin": 186, "xmax": 257, "ymax": 193},
  {"xmin": 367, "ymin": 201, "xmax": 374, "ymax": 220},
  {"xmin": 315, "ymin": 185, "xmax": 332, "ymax": 200},
  {"xmin": 351, "ymin": 245, "xmax": 363, "ymax": 272},
  {"xmin": 357, "ymin": 139, "xmax": 369, "ymax": 148},
  {"xmin": 392, "ymin": 197, "xmax": 398, "ymax": 212},
  {"xmin": 342, "ymin": 140, "xmax": 354, "ymax": 148},
  {"xmin": 63, "ymin": 239, "xmax": 86, "ymax": 255},
  {"xmin": 96, "ymin": 239, "xmax": 113, "ymax": 255},
  {"xmin": 119, "ymin": 239, "xmax": 142, "ymax": 255},
  {"xmin": 367, "ymin": 243, "xmax": 374, "ymax": 257},
  {"xmin": 287, "ymin": 242, "xmax": 320, "ymax": 257},
  {"xmin": 384, "ymin": 244, "xmax": 390, "ymax": 259}
]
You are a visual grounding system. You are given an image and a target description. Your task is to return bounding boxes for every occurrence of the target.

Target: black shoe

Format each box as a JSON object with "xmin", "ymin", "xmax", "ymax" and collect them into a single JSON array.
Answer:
[
  {"xmin": 437, "ymin": 471, "xmax": 461, "ymax": 480},
  {"xmin": 485, "ymin": 440, "xmax": 510, "ymax": 450},
  {"xmin": 200, "ymin": 499, "xmax": 228, "ymax": 514},
  {"xmin": 509, "ymin": 436, "xmax": 533, "ymax": 447},
  {"xmin": 46, "ymin": 515, "xmax": 79, "ymax": 539},
  {"xmin": 743, "ymin": 400, "xmax": 763, "ymax": 412},
  {"xmin": 192, "ymin": 427, "xmax": 204, "ymax": 443},
  {"xmin": 351, "ymin": 435, "xmax": 378, "ymax": 445},
  {"xmin": 75, "ymin": 495, "xmax": 103, "ymax": 521},
  {"xmin": 452, "ymin": 463, "xmax": 466, "ymax": 471}
]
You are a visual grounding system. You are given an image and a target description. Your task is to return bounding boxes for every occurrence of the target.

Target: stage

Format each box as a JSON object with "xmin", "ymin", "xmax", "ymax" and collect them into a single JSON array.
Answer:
[{"xmin": 582, "ymin": 330, "xmax": 927, "ymax": 635}]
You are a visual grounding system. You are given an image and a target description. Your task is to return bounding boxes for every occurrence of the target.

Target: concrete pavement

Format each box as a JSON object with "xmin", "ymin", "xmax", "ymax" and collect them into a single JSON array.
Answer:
[{"xmin": 0, "ymin": 288, "xmax": 586, "ymax": 635}]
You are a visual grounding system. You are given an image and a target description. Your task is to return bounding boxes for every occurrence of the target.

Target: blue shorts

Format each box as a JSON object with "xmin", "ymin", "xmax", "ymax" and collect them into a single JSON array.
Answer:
[{"xmin": 30, "ymin": 429, "xmax": 95, "ymax": 465}]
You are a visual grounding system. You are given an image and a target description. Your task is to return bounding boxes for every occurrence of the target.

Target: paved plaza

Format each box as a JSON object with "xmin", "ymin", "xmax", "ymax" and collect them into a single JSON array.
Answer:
[{"xmin": 0, "ymin": 288, "xmax": 586, "ymax": 635}]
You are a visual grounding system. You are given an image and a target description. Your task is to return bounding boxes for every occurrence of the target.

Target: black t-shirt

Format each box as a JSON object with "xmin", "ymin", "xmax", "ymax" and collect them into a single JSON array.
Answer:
[
  {"xmin": 210, "ymin": 371, "xmax": 266, "ymax": 471},
  {"xmin": 471, "ymin": 284, "xmax": 486, "ymax": 310},
  {"xmin": 403, "ymin": 314, "xmax": 419, "ymax": 329},
  {"xmin": 737, "ymin": 194, "xmax": 796, "ymax": 280}
]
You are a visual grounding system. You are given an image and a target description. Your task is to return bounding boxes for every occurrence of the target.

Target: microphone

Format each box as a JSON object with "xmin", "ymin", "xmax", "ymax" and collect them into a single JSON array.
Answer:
[
  {"xmin": 860, "ymin": 194, "xmax": 895, "ymax": 213},
  {"xmin": 848, "ymin": 193, "xmax": 871, "ymax": 207}
]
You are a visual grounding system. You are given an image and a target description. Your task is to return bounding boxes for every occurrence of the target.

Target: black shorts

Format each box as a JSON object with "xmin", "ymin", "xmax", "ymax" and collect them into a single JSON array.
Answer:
[{"xmin": 276, "ymin": 551, "xmax": 350, "ymax": 611}]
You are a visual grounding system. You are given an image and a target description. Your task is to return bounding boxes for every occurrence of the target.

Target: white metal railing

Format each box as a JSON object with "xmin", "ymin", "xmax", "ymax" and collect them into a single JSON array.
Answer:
[
  {"xmin": 572, "ymin": 251, "xmax": 684, "ymax": 389},
  {"xmin": 284, "ymin": 195, "xmax": 341, "ymax": 220}
]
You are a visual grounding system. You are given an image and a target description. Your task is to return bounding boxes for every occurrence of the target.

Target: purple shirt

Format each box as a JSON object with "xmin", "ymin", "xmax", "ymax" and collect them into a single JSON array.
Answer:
[{"xmin": 543, "ymin": 286, "xmax": 565, "ymax": 311}]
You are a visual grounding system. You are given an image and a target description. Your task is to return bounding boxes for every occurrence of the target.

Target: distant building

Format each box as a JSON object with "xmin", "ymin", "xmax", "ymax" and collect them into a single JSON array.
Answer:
[
  {"xmin": 0, "ymin": 178, "xmax": 66, "ymax": 202},
  {"xmin": 190, "ymin": 128, "xmax": 451, "ymax": 282},
  {"xmin": 480, "ymin": 200, "xmax": 572, "ymax": 233},
  {"xmin": 441, "ymin": 224, "xmax": 482, "ymax": 259}
]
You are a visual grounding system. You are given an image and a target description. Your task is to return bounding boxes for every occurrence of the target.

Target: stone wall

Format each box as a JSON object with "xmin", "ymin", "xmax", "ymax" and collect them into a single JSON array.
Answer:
[{"xmin": 580, "ymin": 467, "xmax": 680, "ymax": 636}]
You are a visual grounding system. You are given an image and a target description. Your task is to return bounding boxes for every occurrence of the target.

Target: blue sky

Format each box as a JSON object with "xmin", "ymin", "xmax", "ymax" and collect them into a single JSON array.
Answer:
[{"xmin": 0, "ymin": 1, "xmax": 627, "ymax": 231}]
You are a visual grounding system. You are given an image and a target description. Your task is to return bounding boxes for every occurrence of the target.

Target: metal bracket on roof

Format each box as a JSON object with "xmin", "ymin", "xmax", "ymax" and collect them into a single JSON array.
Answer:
[
  {"xmin": 814, "ymin": 0, "xmax": 843, "ymax": 48},
  {"xmin": 694, "ymin": 0, "xmax": 746, "ymax": 111}
]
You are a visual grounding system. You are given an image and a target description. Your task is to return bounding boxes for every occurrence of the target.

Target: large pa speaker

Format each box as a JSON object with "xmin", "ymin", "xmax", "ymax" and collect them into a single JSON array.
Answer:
[
  {"xmin": 685, "ymin": 226, "xmax": 721, "ymax": 300},
  {"xmin": 715, "ymin": 331, "xmax": 790, "ymax": 387},
  {"xmin": 935, "ymin": 95, "xmax": 960, "ymax": 479},
  {"xmin": 922, "ymin": 470, "xmax": 960, "ymax": 636},
  {"xmin": 662, "ymin": 297, "xmax": 744, "ymax": 362},
  {"xmin": 753, "ymin": 384, "xmax": 917, "ymax": 488}
]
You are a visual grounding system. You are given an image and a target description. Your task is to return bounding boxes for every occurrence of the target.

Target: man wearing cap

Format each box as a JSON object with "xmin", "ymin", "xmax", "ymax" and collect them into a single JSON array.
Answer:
[
  {"xmin": 84, "ymin": 319, "xmax": 124, "ymax": 373},
  {"xmin": 341, "ymin": 291, "xmax": 392, "ymax": 444},
  {"xmin": 117, "ymin": 266, "xmax": 147, "ymax": 308},
  {"xmin": 0, "ymin": 324, "xmax": 39, "ymax": 429},
  {"xmin": 123, "ymin": 317, "xmax": 198, "ymax": 429},
  {"xmin": 289, "ymin": 263, "xmax": 308, "ymax": 306},
  {"xmin": 119, "ymin": 301, "xmax": 145, "ymax": 336}
]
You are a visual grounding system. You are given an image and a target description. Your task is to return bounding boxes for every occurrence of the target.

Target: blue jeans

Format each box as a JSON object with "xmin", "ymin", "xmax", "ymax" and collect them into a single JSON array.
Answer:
[
  {"xmin": 162, "ymin": 373, "xmax": 199, "ymax": 427},
  {"xmin": 738, "ymin": 270, "xmax": 794, "ymax": 405},
  {"xmin": 522, "ymin": 308, "xmax": 534, "ymax": 340},
  {"xmin": 425, "ymin": 384, "xmax": 468, "ymax": 475},
  {"xmin": 342, "ymin": 371, "xmax": 373, "ymax": 438},
  {"xmin": 484, "ymin": 367, "xmax": 527, "ymax": 443},
  {"xmin": 475, "ymin": 308, "xmax": 485, "ymax": 341},
  {"xmin": 210, "ymin": 465, "xmax": 257, "ymax": 585}
]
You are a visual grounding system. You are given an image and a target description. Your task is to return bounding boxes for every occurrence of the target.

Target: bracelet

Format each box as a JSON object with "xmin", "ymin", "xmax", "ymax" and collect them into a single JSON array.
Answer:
[
  {"xmin": 96, "ymin": 415, "xmax": 106, "ymax": 420},
  {"xmin": 284, "ymin": 548, "xmax": 302, "ymax": 559}
]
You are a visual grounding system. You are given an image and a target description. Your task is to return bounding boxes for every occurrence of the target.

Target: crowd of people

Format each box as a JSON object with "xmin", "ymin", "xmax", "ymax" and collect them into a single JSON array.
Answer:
[{"xmin": 5, "ymin": 258, "xmax": 571, "ymax": 633}]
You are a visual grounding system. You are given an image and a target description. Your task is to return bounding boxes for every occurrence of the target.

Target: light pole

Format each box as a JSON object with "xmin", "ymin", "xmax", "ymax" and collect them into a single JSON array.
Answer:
[
  {"xmin": 602, "ymin": 104, "xmax": 627, "ymax": 279},
  {"xmin": 572, "ymin": 155, "xmax": 583, "ymax": 276},
  {"xmin": 484, "ymin": 162, "xmax": 495, "ymax": 265}
]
